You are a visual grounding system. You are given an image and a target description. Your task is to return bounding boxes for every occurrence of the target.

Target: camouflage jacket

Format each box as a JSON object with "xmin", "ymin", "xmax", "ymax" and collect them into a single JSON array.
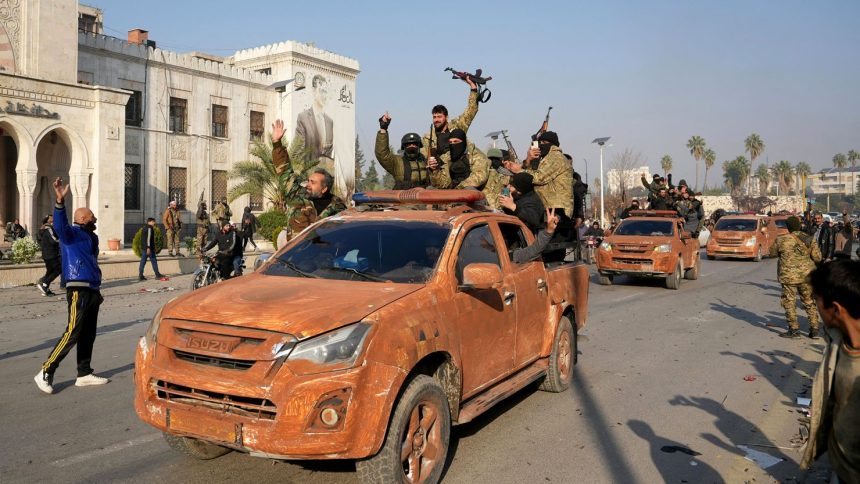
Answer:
[
  {"xmin": 374, "ymin": 130, "xmax": 431, "ymax": 189},
  {"xmin": 212, "ymin": 203, "xmax": 231, "ymax": 222},
  {"xmin": 421, "ymin": 90, "xmax": 479, "ymax": 155},
  {"xmin": 428, "ymin": 142, "xmax": 490, "ymax": 190},
  {"xmin": 286, "ymin": 195, "xmax": 347, "ymax": 241},
  {"xmin": 769, "ymin": 232, "xmax": 822, "ymax": 284},
  {"xmin": 483, "ymin": 168, "xmax": 510, "ymax": 211},
  {"xmin": 524, "ymin": 145, "xmax": 573, "ymax": 216}
]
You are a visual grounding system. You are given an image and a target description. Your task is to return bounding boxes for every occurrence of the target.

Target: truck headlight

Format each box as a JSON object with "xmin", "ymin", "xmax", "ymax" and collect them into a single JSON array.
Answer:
[
  {"xmin": 144, "ymin": 307, "xmax": 164, "ymax": 346},
  {"xmin": 599, "ymin": 241, "xmax": 612, "ymax": 251},
  {"xmin": 653, "ymin": 244, "xmax": 672, "ymax": 253},
  {"xmin": 287, "ymin": 323, "xmax": 372, "ymax": 374},
  {"xmin": 744, "ymin": 236, "xmax": 757, "ymax": 247}
]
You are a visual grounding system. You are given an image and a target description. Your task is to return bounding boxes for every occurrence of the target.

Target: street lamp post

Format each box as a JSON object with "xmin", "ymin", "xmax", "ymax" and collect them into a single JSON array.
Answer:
[
  {"xmin": 269, "ymin": 78, "xmax": 305, "ymax": 120},
  {"xmin": 592, "ymin": 137, "xmax": 611, "ymax": 228}
]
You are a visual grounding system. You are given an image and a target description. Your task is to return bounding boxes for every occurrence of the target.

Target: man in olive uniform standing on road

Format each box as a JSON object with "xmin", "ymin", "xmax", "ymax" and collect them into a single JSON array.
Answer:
[
  {"xmin": 162, "ymin": 200, "xmax": 182, "ymax": 257},
  {"xmin": 769, "ymin": 216, "xmax": 823, "ymax": 339},
  {"xmin": 375, "ymin": 113, "xmax": 430, "ymax": 189}
]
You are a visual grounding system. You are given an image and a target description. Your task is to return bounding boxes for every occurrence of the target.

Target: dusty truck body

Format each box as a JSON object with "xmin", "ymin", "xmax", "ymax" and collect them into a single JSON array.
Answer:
[
  {"xmin": 595, "ymin": 210, "xmax": 700, "ymax": 289},
  {"xmin": 134, "ymin": 190, "xmax": 588, "ymax": 483},
  {"xmin": 706, "ymin": 215, "xmax": 776, "ymax": 261}
]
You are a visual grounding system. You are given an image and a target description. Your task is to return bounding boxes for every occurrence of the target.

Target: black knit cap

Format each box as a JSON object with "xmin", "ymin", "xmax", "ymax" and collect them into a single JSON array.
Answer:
[
  {"xmin": 448, "ymin": 128, "xmax": 467, "ymax": 142},
  {"xmin": 511, "ymin": 172, "xmax": 534, "ymax": 194},
  {"xmin": 538, "ymin": 131, "xmax": 560, "ymax": 147}
]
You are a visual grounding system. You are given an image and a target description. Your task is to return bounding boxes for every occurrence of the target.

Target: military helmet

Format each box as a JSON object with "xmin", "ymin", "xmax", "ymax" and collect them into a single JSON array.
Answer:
[
  {"xmin": 401, "ymin": 133, "xmax": 423, "ymax": 150},
  {"xmin": 487, "ymin": 148, "xmax": 503, "ymax": 160}
]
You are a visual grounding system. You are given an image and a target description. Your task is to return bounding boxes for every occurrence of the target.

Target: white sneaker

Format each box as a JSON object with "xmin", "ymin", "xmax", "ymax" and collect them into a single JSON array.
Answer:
[
  {"xmin": 34, "ymin": 371, "xmax": 54, "ymax": 394},
  {"xmin": 36, "ymin": 283, "xmax": 47, "ymax": 296},
  {"xmin": 75, "ymin": 374, "xmax": 110, "ymax": 387}
]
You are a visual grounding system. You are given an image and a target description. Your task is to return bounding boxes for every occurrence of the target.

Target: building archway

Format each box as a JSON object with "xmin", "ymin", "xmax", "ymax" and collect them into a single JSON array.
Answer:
[
  {"xmin": 0, "ymin": 119, "xmax": 34, "ymax": 230},
  {"xmin": 35, "ymin": 130, "xmax": 72, "ymax": 222}
]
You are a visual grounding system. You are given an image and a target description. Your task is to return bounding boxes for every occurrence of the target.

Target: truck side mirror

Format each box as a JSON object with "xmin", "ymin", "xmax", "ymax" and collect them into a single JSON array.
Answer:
[{"xmin": 460, "ymin": 263, "xmax": 503, "ymax": 290}]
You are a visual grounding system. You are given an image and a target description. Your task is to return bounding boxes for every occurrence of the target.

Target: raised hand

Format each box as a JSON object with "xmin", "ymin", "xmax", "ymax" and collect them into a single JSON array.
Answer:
[
  {"xmin": 53, "ymin": 177, "xmax": 70, "ymax": 203},
  {"xmin": 379, "ymin": 112, "xmax": 391, "ymax": 131},
  {"xmin": 546, "ymin": 208, "xmax": 559, "ymax": 234},
  {"xmin": 271, "ymin": 119, "xmax": 286, "ymax": 143}
]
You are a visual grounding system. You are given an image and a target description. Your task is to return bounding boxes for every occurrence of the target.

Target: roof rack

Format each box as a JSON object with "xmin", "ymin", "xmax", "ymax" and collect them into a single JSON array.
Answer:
[
  {"xmin": 628, "ymin": 210, "xmax": 679, "ymax": 218},
  {"xmin": 352, "ymin": 189, "xmax": 489, "ymax": 211}
]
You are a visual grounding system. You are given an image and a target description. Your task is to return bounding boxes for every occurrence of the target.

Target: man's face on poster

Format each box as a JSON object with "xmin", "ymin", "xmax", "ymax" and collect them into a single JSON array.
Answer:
[{"xmin": 313, "ymin": 78, "xmax": 328, "ymax": 108}]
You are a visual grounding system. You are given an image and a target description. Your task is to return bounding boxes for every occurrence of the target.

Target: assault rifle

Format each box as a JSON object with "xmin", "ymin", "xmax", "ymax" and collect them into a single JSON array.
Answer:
[
  {"xmin": 444, "ymin": 67, "xmax": 492, "ymax": 103},
  {"xmin": 486, "ymin": 130, "xmax": 520, "ymax": 164},
  {"xmin": 532, "ymin": 106, "xmax": 552, "ymax": 140}
]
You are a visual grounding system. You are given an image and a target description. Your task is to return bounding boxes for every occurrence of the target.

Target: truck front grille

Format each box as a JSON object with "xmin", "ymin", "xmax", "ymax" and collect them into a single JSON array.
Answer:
[
  {"xmin": 173, "ymin": 350, "xmax": 255, "ymax": 370},
  {"xmin": 154, "ymin": 379, "xmax": 277, "ymax": 420}
]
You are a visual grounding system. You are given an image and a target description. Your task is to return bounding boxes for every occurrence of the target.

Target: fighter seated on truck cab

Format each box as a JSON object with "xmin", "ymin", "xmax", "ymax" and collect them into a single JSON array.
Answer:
[
  {"xmin": 134, "ymin": 188, "xmax": 589, "ymax": 484},
  {"xmin": 596, "ymin": 210, "xmax": 700, "ymax": 290},
  {"xmin": 706, "ymin": 214, "xmax": 775, "ymax": 262}
]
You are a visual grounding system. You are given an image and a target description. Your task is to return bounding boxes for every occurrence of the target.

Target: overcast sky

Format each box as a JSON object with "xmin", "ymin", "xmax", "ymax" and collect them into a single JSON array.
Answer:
[{"xmin": 89, "ymin": 0, "xmax": 860, "ymax": 188}]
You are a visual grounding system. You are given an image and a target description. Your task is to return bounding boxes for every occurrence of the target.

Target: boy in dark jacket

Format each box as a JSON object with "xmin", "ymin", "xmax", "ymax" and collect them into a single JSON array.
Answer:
[
  {"xmin": 139, "ymin": 218, "xmax": 167, "ymax": 281},
  {"xmin": 36, "ymin": 215, "xmax": 61, "ymax": 296}
]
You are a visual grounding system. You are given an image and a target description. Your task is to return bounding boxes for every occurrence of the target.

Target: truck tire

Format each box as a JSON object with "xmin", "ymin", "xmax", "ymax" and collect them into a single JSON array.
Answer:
[
  {"xmin": 163, "ymin": 433, "xmax": 231, "ymax": 460},
  {"xmin": 665, "ymin": 262, "xmax": 682, "ymax": 290},
  {"xmin": 754, "ymin": 246, "xmax": 762, "ymax": 262},
  {"xmin": 540, "ymin": 316, "xmax": 575, "ymax": 393},
  {"xmin": 706, "ymin": 254, "xmax": 716, "ymax": 261},
  {"xmin": 356, "ymin": 375, "xmax": 450, "ymax": 484},
  {"xmin": 598, "ymin": 274, "xmax": 613, "ymax": 285},
  {"xmin": 684, "ymin": 257, "xmax": 699, "ymax": 280}
]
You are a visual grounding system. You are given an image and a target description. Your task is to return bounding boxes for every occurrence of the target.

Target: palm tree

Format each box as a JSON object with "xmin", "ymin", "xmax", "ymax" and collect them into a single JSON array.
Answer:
[
  {"xmin": 723, "ymin": 155, "xmax": 750, "ymax": 197},
  {"xmin": 773, "ymin": 160, "xmax": 794, "ymax": 195},
  {"xmin": 228, "ymin": 136, "xmax": 314, "ymax": 212},
  {"xmin": 660, "ymin": 155, "xmax": 673, "ymax": 175},
  {"xmin": 755, "ymin": 164, "xmax": 771, "ymax": 195},
  {"xmin": 848, "ymin": 149, "xmax": 859, "ymax": 195},
  {"xmin": 702, "ymin": 148, "xmax": 716, "ymax": 192},
  {"xmin": 744, "ymin": 133, "xmax": 765, "ymax": 194},
  {"xmin": 833, "ymin": 153, "xmax": 848, "ymax": 193},
  {"xmin": 795, "ymin": 161, "xmax": 811, "ymax": 194},
  {"xmin": 686, "ymin": 136, "xmax": 706, "ymax": 190}
]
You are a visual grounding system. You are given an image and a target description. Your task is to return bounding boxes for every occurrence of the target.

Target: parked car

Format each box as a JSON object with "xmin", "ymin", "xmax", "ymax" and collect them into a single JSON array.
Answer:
[
  {"xmin": 134, "ymin": 190, "xmax": 590, "ymax": 483},
  {"xmin": 596, "ymin": 210, "xmax": 701, "ymax": 290}
]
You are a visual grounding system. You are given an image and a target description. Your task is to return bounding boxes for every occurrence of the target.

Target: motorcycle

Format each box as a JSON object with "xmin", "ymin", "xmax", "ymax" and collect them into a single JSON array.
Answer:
[
  {"xmin": 583, "ymin": 236, "xmax": 601, "ymax": 264},
  {"xmin": 190, "ymin": 254, "xmax": 246, "ymax": 290}
]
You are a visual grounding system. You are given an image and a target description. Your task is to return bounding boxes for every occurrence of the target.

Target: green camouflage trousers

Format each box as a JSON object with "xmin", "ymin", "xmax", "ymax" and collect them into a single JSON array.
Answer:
[
  {"xmin": 196, "ymin": 225, "xmax": 208, "ymax": 258},
  {"xmin": 166, "ymin": 228, "xmax": 181, "ymax": 256},
  {"xmin": 780, "ymin": 283, "xmax": 818, "ymax": 331}
]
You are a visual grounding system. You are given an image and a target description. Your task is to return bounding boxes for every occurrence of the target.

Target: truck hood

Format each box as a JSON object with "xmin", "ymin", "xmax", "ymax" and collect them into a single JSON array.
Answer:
[
  {"xmin": 162, "ymin": 273, "xmax": 423, "ymax": 339},
  {"xmin": 605, "ymin": 234, "xmax": 667, "ymax": 247},
  {"xmin": 710, "ymin": 230, "xmax": 757, "ymax": 240}
]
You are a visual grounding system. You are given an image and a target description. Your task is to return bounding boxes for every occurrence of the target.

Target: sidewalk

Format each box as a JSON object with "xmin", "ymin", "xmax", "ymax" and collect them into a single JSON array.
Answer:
[{"xmin": 0, "ymin": 242, "xmax": 273, "ymax": 288}]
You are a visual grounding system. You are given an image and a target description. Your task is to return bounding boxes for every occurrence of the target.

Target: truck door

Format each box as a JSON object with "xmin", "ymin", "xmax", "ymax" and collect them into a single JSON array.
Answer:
[
  {"xmin": 451, "ymin": 221, "xmax": 517, "ymax": 396},
  {"xmin": 498, "ymin": 222, "xmax": 550, "ymax": 369}
]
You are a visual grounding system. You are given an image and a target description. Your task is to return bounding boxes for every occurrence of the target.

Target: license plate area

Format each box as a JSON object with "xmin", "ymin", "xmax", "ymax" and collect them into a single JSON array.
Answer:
[{"xmin": 167, "ymin": 407, "xmax": 242, "ymax": 444}]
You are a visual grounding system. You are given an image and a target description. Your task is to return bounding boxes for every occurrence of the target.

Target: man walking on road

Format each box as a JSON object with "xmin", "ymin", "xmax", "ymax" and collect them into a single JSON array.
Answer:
[
  {"xmin": 36, "ymin": 214, "xmax": 61, "ymax": 296},
  {"xmin": 139, "ymin": 217, "xmax": 167, "ymax": 281},
  {"xmin": 35, "ymin": 177, "xmax": 110, "ymax": 394},
  {"xmin": 801, "ymin": 260, "xmax": 860, "ymax": 482},
  {"xmin": 769, "ymin": 216, "xmax": 823, "ymax": 339},
  {"xmin": 162, "ymin": 200, "xmax": 182, "ymax": 257}
]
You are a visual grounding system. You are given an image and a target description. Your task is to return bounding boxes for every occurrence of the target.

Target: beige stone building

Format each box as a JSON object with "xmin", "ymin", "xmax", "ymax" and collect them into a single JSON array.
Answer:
[{"xmin": 0, "ymin": 0, "xmax": 359, "ymax": 247}]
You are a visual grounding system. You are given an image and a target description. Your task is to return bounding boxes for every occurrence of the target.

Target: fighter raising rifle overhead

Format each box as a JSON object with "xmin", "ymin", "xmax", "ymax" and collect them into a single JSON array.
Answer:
[
  {"xmin": 444, "ymin": 67, "xmax": 493, "ymax": 103},
  {"xmin": 422, "ymin": 70, "xmax": 481, "ymax": 161}
]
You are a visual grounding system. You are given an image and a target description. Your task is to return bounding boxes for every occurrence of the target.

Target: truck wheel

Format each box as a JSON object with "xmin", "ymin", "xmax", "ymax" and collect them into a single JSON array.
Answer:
[
  {"xmin": 163, "ymin": 433, "xmax": 231, "ymax": 460},
  {"xmin": 706, "ymin": 254, "xmax": 716, "ymax": 261},
  {"xmin": 356, "ymin": 375, "xmax": 450, "ymax": 484},
  {"xmin": 665, "ymin": 262, "xmax": 682, "ymax": 290},
  {"xmin": 598, "ymin": 274, "xmax": 613, "ymax": 285},
  {"xmin": 754, "ymin": 246, "xmax": 762, "ymax": 262},
  {"xmin": 540, "ymin": 316, "xmax": 575, "ymax": 393},
  {"xmin": 684, "ymin": 257, "xmax": 699, "ymax": 280}
]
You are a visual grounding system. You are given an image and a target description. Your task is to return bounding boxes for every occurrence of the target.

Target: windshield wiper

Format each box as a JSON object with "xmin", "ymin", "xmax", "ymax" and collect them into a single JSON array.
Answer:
[
  {"xmin": 272, "ymin": 258, "xmax": 316, "ymax": 278},
  {"xmin": 324, "ymin": 266, "xmax": 390, "ymax": 282}
]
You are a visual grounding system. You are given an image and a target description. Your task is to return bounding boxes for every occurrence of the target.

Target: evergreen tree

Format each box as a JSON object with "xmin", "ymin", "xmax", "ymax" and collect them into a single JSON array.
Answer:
[
  {"xmin": 354, "ymin": 135, "xmax": 366, "ymax": 191},
  {"xmin": 364, "ymin": 161, "xmax": 381, "ymax": 191},
  {"xmin": 382, "ymin": 171, "xmax": 395, "ymax": 189}
]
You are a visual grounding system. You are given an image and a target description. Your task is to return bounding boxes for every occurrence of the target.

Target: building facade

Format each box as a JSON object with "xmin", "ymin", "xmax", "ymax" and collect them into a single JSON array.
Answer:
[
  {"xmin": 809, "ymin": 167, "xmax": 860, "ymax": 197},
  {"xmin": 0, "ymin": 0, "xmax": 359, "ymax": 247},
  {"xmin": 605, "ymin": 166, "xmax": 650, "ymax": 195}
]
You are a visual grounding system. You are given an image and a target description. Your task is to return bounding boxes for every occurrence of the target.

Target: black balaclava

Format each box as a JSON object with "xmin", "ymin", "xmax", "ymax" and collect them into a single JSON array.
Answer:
[
  {"xmin": 448, "ymin": 129, "xmax": 467, "ymax": 160},
  {"xmin": 537, "ymin": 131, "xmax": 560, "ymax": 158},
  {"xmin": 510, "ymin": 172, "xmax": 534, "ymax": 197}
]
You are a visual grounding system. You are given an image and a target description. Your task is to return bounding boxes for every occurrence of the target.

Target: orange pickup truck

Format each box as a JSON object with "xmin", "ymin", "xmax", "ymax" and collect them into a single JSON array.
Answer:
[
  {"xmin": 134, "ymin": 190, "xmax": 589, "ymax": 483},
  {"xmin": 596, "ymin": 210, "xmax": 701, "ymax": 289},
  {"xmin": 706, "ymin": 214, "xmax": 776, "ymax": 261}
]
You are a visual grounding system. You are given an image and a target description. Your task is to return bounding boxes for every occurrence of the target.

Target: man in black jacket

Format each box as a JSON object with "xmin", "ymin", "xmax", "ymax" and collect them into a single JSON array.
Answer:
[
  {"xmin": 139, "ymin": 218, "xmax": 167, "ymax": 281},
  {"xmin": 650, "ymin": 187, "xmax": 674, "ymax": 211},
  {"xmin": 203, "ymin": 222, "xmax": 239, "ymax": 280},
  {"xmin": 499, "ymin": 172, "xmax": 545, "ymax": 235},
  {"xmin": 620, "ymin": 199, "xmax": 641, "ymax": 219},
  {"xmin": 806, "ymin": 213, "xmax": 834, "ymax": 261},
  {"xmin": 36, "ymin": 215, "xmax": 61, "ymax": 296},
  {"xmin": 572, "ymin": 170, "xmax": 588, "ymax": 226}
]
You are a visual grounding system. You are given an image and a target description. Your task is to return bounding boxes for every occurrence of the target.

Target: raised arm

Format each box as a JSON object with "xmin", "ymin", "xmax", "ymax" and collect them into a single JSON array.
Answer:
[
  {"xmin": 51, "ymin": 177, "xmax": 75, "ymax": 243},
  {"xmin": 451, "ymin": 88, "xmax": 479, "ymax": 132},
  {"xmin": 375, "ymin": 128, "xmax": 403, "ymax": 179},
  {"xmin": 271, "ymin": 119, "xmax": 290, "ymax": 176}
]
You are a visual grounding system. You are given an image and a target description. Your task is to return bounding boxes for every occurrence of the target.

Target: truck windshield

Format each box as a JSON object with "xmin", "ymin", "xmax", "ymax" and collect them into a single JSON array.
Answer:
[
  {"xmin": 614, "ymin": 220, "xmax": 674, "ymax": 236},
  {"xmin": 715, "ymin": 219, "xmax": 757, "ymax": 231},
  {"xmin": 264, "ymin": 221, "xmax": 451, "ymax": 283}
]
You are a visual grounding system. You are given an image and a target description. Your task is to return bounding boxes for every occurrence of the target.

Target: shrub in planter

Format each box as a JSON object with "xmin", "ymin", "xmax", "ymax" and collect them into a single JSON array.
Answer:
[
  {"xmin": 258, "ymin": 210, "xmax": 289, "ymax": 243},
  {"xmin": 11, "ymin": 236, "xmax": 39, "ymax": 264},
  {"xmin": 184, "ymin": 236, "xmax": 198, "ymax": 255},
  {"xmin": 132, "ymin": 226, "xmax": 164, "ymax": 257}
]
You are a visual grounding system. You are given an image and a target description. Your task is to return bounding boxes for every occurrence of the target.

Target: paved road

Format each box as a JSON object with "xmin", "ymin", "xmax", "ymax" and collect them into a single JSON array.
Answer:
[{"xmin": 0, "ymin": 255, "xmax": 825, "ymax": 483}]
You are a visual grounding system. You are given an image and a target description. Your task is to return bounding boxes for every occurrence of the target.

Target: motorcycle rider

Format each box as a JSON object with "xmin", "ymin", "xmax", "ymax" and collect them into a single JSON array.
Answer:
[{"xmin": 202, "ymin": 222, "xmax": 239, "ymax": 280}]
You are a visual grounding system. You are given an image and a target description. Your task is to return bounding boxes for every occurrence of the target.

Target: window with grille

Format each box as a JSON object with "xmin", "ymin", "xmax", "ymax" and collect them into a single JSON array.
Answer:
[
  {"xmin": 126, "ymin": 91, "xmax": 143, "ymax": 127},
  {"xmin": 124, "ymin": 164, "xmax": 141, "ymax": 210},
  {"xmin": 212, "ymin": 170, "xmax": 228, "ymax": 209},
  {"xmin": 250, "ymin": 111, "xmax": 265, "ymax": 141},
  {"xmin": 79, "ymin": 14, "xmax": 97, "ymax": 33},
  {"xmin": 212, "ymin": 105, "xmax": 228, "ymax": 138},
  {"xmin": 255, "ymin": 67, "xmax": 272, "ymax": 75},
  {"xmin": 250, "ymin": 193, "xmax": 264, "ymax": 211},
  {"xmin": 168, "ymin": 167, "xmax": 187, "ymax": 210},
  {"xmin": 169, "ymin": 98, "xmax": 187, "ymax": 134}
]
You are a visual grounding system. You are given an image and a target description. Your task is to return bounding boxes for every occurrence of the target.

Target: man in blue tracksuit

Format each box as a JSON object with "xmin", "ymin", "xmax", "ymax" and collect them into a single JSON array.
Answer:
[{"xmin": 34, "ymin": 177, "xmax": 110, "ymax": 394}]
